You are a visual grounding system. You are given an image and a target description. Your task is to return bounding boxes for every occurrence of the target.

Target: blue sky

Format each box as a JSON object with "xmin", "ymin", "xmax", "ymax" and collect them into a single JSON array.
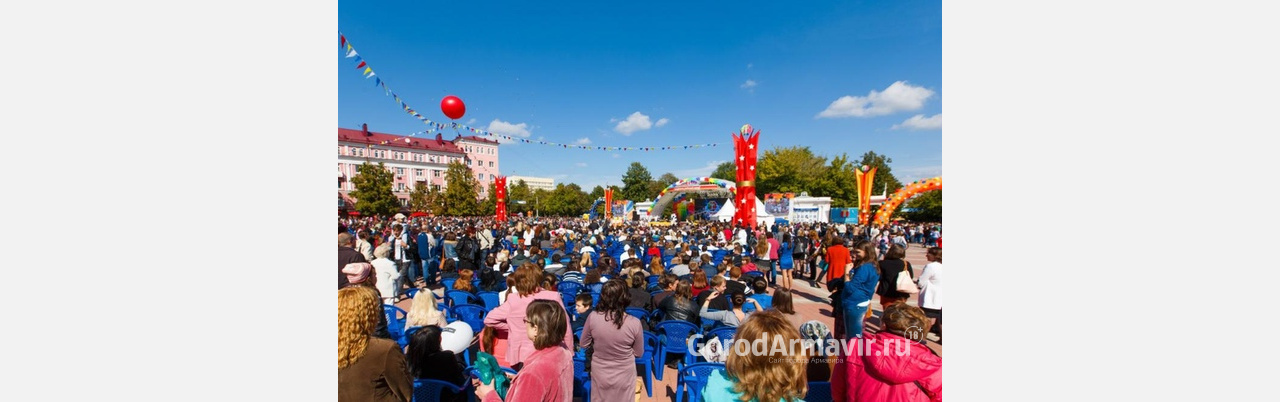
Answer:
[{"xmin": 339, "ymin": 0, "xmax": 941, "ymax": 191}]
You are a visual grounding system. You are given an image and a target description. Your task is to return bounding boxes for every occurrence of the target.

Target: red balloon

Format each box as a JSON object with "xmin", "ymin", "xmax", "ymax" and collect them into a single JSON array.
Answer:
[{"xmin": 440, "ymin": 95, "xmax": 466, "ymax": 120}]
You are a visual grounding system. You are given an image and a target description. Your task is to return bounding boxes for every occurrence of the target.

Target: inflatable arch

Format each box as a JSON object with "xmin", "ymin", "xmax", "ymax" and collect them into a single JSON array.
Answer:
[
  {"xmin": 647, "ymin": 177, "xmax": 737, "ymax": 217},
  {"xmin": 873, "ymin": 177, "xmax": 941, "ymax": 226}
]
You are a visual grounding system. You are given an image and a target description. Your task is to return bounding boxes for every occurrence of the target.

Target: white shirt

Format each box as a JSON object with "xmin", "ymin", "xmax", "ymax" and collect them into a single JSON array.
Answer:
[
  {"xmin": 371, "ymin": 258, "xmax": 400, "ymax": 301},
  {"xmin": 917, "ymin": 261, "xmax": 943, "ymax": 309}
]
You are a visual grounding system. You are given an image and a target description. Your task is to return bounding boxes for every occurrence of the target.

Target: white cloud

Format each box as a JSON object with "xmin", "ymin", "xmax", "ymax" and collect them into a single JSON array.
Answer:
[
  {"xmin": 740, "ymin": 79, "xmax": 758, "ymax": 92},
  {"xmin": 672, "ymin": 160, "xmax": 727, "ymax": 178},
  {"xmin": 613, "ymin": 111, "xmax": 666, "ymax": 135},
  {"xmin": 486, "ymin": 119, "xmax": 532, "ymax": 144},
  {"xmin": 466, "ymin": 118, "xmax": 477, "ymax": 125},
  {"xmin": 896, "ymin": 165, "xmax": 943, "ymax": 183},
  {"xmin": 747, "ymin": 63, "xmax": 753, "ymax": 69},
  {"xmin": 655, "ymin": 118, "xmax": 669, "ymax": 127},
  {"xmin": 575, "ymin": 162, "xmax": 588, "ymax": 167},
  {"xmin": 574, "ymin": 137, "xmax": 592, "ymax": 145},
  {"xmin": 892, "ymin": 113, "xmax": 942, "ymax": 130},
  {"xmin": 816, "ymin": 81, "xmax": 935, "ymax": 118},
  {"xmin": 611, "ymin": 153, "xmax": 621, "ymax": 158}
]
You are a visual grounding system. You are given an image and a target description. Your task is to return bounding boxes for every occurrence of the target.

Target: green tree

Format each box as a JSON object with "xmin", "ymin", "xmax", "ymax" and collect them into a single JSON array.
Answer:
[
  {"xmin": 657, "ymin": 173, "xmax": 679, "ymax": 187},
  {"xmin": 710, "ymin": 162, "xmax": 737, "ymax": 181},
  {"xmin": 479, "ymin": 180, "xmax": 499, "ymax": 216},
  {"xmin": 409, "ymin": 182, "xmax": 431, "ymax": 214},
  {"xmin": 756, "ymin": 146, "xmax": 829, "ymax": 194},
  {"xmin": 821, "ymin": 153, "xmax": 859, "ymax": 208},
  {"xmin": 620, "ymin": 162, "xmax": 653, "ymax": 202},
  {"xmin": 544, "ymin": 183, "xmax": 591, "ymax": 216},
  {"xmin": 349, "ymin": 162, "xmax": 400, "ymax": 218},
  {"xmin": 589, "ymin": 185, "xmax": 606, "ymax": 200},
  {"xmin": 856, "ymin": 151, "xmax": 904, "ymax": 203},
  {"xmin": 902, "ymin": 190, "xmax": 942, "ymax": 222},
  {"xmin": 532, "ymin": 188, "xmax": 551, "ymax": 217},
  {"xmin": 508, "ymin": 179, "xmax": 532, "ymax": 215},
  {"xmin": 442, "ymin": 161, "xmax": 481, "ymax": 216}
]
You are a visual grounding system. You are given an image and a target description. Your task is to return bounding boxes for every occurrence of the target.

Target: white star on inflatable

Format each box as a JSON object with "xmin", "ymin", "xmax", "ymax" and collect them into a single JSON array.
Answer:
[
  {"xmin": 749, "ymin": 165, "xmax": 754, "ymax": 171},
  {"xmin": 748, "ymin": 144, "xmax": 753, "ymax": 150},
  {"xmin": 739, "ymin": 155, "xmax": 744, "ymax": 161}
]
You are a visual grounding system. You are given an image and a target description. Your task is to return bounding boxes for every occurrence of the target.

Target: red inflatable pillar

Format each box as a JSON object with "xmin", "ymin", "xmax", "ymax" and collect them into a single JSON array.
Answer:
[
  {"xmin": 733, "ymin": 124, "xmax": 760, "ymax": 229},
  {"xmin": 495, "ymin": 176, "xmax": 508, "ymax": 222}
]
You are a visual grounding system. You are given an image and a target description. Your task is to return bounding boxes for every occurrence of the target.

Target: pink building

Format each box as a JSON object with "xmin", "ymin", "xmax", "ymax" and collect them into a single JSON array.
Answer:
[{"xmin": 338, "ymin": 126, "xmax": 500, "ymax": 209}]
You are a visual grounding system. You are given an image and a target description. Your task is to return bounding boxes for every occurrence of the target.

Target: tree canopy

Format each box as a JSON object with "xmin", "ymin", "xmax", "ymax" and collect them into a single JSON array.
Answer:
[{"xmin": 349, "ymin": 162, "xmax": 400, "ymax": 218}]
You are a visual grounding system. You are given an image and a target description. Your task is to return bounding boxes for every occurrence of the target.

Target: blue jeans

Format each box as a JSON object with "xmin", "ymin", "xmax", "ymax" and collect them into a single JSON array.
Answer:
[{"xmin": 843, "ymin": 302, "xmax": 870, "ymax": 339}]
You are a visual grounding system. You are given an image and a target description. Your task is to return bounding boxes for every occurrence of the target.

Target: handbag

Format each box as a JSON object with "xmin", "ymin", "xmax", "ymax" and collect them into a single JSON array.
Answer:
[{"xmin": 896, "ymin": 262, "xmax": 919, "ymax": 294}]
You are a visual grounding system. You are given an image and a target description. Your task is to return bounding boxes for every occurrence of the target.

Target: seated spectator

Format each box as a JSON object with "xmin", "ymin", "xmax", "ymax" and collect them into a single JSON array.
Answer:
[
  {"xmin": 658, "ymin": 280, "xmax": 700, "ymax": 326},
  {"xmin": 627, "ymin": 274, "xmax": 652, "ymax": 310},
  {"xmin": 405, "ymin": 290, "xmax": 447, "ymax": 329},
  {"xmin": 339, "ymin": 286, "xmax": 411, "ymax": 402},
  {"xmin": 701, "ymin": 310, "xmax": 808, "ymax": 402},
  {"xmin": 699, "ymin": 290, "xmax": 761, "ymax": 328},
  {"xmin": 571, "ymin": 293, "xmax": 593, "ymax": 330},
  {"xmin": 691, "ymin": 274, "xmax": 710, "ymax": 298},
  {"xmin": 695, "ymin": 276, "xmax": 730, "ymax": 311},
  {"xmin": 454, "ymin": 268, "xmax": 478, "ymax": 295},
  {"xmin": 749, "ymin": 278, "xmax": 772, "ymax": 310},
  {"xmin": 652, "ymin": 273, "xmax": 678, "ymax": 306},
  {"xmin": 406, "ymin": 325, "xmax": 467, "ymax": 402}
]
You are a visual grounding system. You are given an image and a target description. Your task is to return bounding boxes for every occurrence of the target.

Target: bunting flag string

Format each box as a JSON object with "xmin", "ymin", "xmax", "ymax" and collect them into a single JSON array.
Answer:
[{"xmin": 340, "ymin": 31, "xmax": 724, "ymax": 152}]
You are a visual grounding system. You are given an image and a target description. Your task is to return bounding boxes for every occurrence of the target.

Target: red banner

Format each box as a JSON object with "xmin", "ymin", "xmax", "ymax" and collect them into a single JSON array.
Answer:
[
  {"xmin": 495, "ymin": 176, "xmax": 508, "ymax": 222},
  {"xmin": 732, "ymin": 124, "xmax": 761, "ymax": 229}
]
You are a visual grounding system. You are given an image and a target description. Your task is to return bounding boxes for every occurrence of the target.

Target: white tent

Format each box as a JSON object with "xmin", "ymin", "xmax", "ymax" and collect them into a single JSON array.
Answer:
[{"xmin": 714, "ymin": 197, "xmax": 772, "ymax": 226}]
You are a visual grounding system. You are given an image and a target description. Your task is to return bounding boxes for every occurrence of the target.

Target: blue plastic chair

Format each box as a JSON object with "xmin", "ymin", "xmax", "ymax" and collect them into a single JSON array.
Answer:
[
  {"xmin": 573, "ymin": 327, "xmax": 587, "ymax": 358},
  {"xmin": 650, "ymin": 289, "xmax": 665, "ymax": 299},
  {"xmin": 706, "ymin": 326, "xmax": 737, "ymax": 345},
  {"xmin": 384, "ymin": 304, "xmax": 408, "ymax": 347},
  {"xmin": 411, "ymin": 378, "xmax": 469, "ymax": 402},
  {"xmin": 452, "ymin": 304, "xmax": 487, "ymax": 334},
  {"xmin": 401, "ymin": 287, "xmax": 420, "ymax": 300},
  {"xmin": 441, "ymin": 277, "xmax": 457, "ymax": 290},
  {"xmin": 625, "ymin": 307, "xmax": 649, "ymax": 322},
  {"xmin": 572, "ymin": 355, "xmax": 591, "ymax": 400},
  {"xmin": 477, "ymin": 291, "xmax": 501, "ymax": 312},
  {"xmin": 676, "ymin": 362, "xmax": 725, "ymax": 402},
  {"xmin": 637, "ymin": 331, "xmax": 659, "ymax": 397},
  {"xmin": 647, "ymin": 275, "xmax": 660, "ymax": 288},
  {"xmin": 805, "ymin": 381, "xmax": 833, "ymax": 402},
  {"xmin": 654, "ymin": 320, "xmax": 700, "ymax": 381},
  {"xmin": 558, "ymin": 282, "xmax": 584, "ymax": 308},
  {"xmin": 445, "ymin": 290, "xmax": 480, "ymax": 307},
  {"xmin": 586, "ymin": 282, "xmax": 603, "ymax": 295}
]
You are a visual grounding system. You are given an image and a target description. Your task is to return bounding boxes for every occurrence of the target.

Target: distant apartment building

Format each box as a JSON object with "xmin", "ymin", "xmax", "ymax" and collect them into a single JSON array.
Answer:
[
  {"xmin": 505, "ymin": 175, "xmax": 555, "ymax": 192},
  {"xmin": 338, "ymin": 126, "xmax": 500, "ymax": 210}
]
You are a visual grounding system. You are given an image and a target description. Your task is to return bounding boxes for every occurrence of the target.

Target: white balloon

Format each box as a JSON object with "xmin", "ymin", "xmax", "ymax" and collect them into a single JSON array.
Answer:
[{"xmin": 439, "ymin": 320, "xmax": 474, "ymax": 354}]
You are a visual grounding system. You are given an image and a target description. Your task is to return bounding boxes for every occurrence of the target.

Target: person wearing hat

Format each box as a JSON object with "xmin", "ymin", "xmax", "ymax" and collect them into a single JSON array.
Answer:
[{"xmin": 343, "ymin": 262, "xmax": 392, "ymax": 340}]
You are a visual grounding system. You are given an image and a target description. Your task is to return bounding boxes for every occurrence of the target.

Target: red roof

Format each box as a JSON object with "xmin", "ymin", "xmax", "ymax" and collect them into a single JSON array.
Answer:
[
  {"xmin": 338, "ymin": 128, "xmax": 465, "ymax": 154},
  {"xmin": 454, "ymin": 135, "xmax": 499, "ymax": 145}
]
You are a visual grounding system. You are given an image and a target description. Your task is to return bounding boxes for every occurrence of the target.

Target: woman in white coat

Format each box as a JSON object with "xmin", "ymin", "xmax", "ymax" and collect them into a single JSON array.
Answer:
[
  {"xmin": 371, "ymin": 243, "xmax": 400, "ymax": 304},
  {"xmin": 916, "ymin": 247, "xmax": 943, "ymax": 343}
]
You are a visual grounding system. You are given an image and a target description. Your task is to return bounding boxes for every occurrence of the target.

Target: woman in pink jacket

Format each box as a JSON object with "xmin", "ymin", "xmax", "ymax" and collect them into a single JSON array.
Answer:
[
  {"xmin": 832, "ymin": 303, "xmax": 941, "ymax": 402},
  {"xmin": 475, "ymin": 300, "xmax": 574, "ymax": 402},
  {"xmin": 483, "ymin": 263, "xmax": 574, "ymax": 366}
]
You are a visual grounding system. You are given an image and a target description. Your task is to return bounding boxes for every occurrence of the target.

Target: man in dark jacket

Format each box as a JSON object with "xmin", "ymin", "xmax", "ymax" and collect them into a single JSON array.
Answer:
[{"xmin": 338, "ymin": 233, "xmax": 367, "ymax": 289}]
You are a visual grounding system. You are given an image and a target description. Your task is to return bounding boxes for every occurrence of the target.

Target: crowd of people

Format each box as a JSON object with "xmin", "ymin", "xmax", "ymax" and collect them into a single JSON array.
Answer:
[{"xmin": 337, "ymin": 214, "xmax": 942, "ymax": 402}]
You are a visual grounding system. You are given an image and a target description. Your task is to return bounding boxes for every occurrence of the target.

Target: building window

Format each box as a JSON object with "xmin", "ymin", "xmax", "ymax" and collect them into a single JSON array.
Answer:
[
  {"xmin": 414, "ymin": 154, "xmax": 421, "ymax": 162},
  {"xmin": 415, "ymin": 168, "xmax": 424, "ymax": 177},
  {"xmin": 434, "ymin": 170, "xmax": 441, "ymax": 177},
  {"xmin": 489, "ymin": 161, "xmax": 494, "ymax": 167},
  {"xmin": 478, "ymin": 173, "xmax": 484, "ymax": 180},
  {"xmin": 396, "ymin": 168, "xmax": 405, "ymax": 175},
  {"xmin": 490, "ymin": 174, "xmax": 496, "ymax": 180}
]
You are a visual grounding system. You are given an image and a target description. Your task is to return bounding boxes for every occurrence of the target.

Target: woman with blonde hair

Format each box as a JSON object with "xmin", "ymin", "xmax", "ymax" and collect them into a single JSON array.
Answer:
[
  {"xmin": 701, "ymin": 310, "xmax": 807, "ymax": 402},
  {"xmin": 339, "ymin": 286, "xmax": 412, "ymax": 402},
  {"xmin": 406, "ymin": 289, "xmax": 447, "ymax": 329}
]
